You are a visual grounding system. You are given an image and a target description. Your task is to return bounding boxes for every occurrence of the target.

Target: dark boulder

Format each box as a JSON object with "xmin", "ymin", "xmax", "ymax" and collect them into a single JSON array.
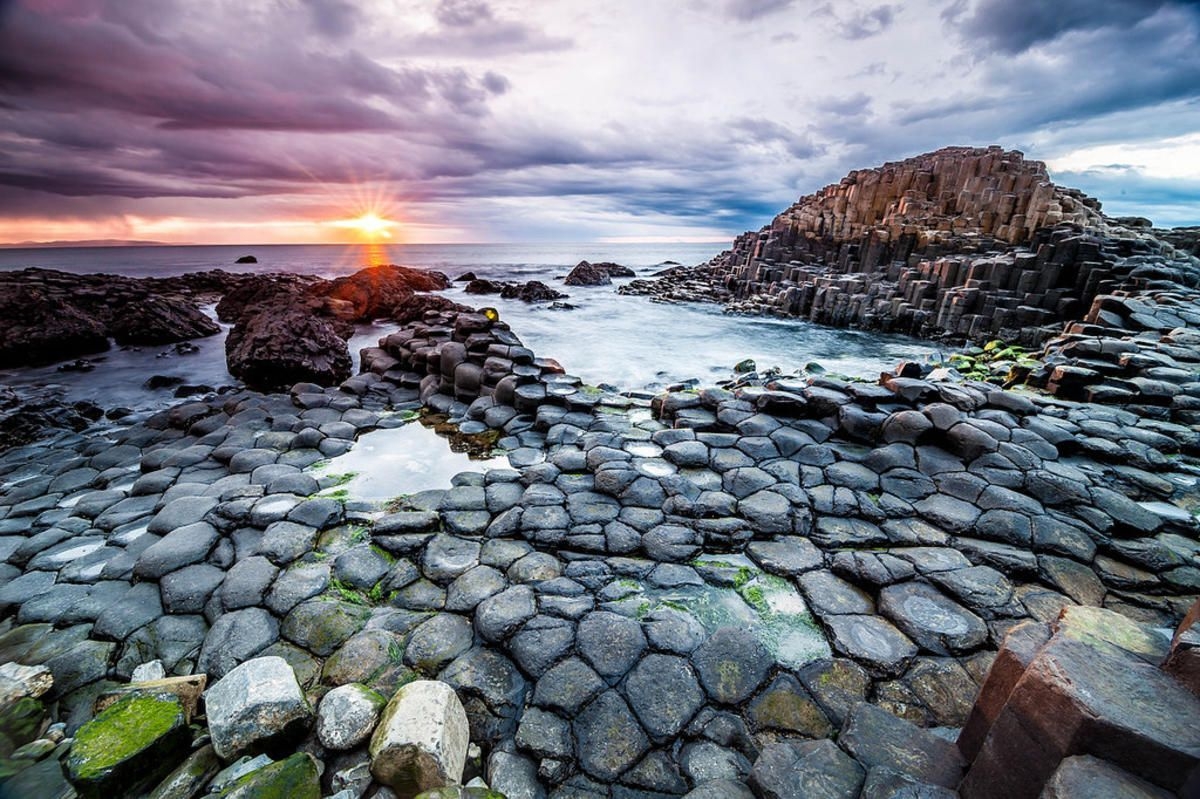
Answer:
[
  {"xmin": 226, "ymin": 305, "xmax": 351, "ymax": 391},
  {"xmin": 216, "ymin": 275, "xmax": 314, "ymax": 323},
  {"xmin": 465, "ymin": 279, "xmax": 506, "ymax": 295},
  {"xmin": 106, "ymin": 294, "xmax": 220, "ymax": 345},
  {"xmin": 312, "ymin": 265, "xmax": 450, "ymax": 322},
  {"xmin": 235, "ymin": 255, "xmax": 258, "ymax": 263},
  {"xmin": 393, "ymin": 294, "xmax": 474, "ymax": 325},
  {"xmin": 564, "ymin": 261, "xmax": 613, "ymax": 286},
  {"xmin": 0, "ymin": 286, "xmax": 109, "ymax": 367},
  {"xmin": 500, "ymin": 281, "xmax": 567, "ymax": 302},
  {"xmin": 0, "ymin": 387, "xmax": 100, "ymax": 452}
]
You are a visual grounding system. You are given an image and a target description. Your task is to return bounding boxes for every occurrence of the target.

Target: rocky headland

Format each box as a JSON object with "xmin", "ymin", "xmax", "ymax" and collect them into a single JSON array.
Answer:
[{"xmin": 0, "ymin": 146, "xmax": 1198, "ymax": 799}]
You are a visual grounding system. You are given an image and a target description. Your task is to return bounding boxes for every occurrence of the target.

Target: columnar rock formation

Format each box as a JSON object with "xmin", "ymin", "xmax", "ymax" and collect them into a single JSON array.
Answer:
[{"xmin": 623, "ymin": 146, "xmax": 1197, "ymax": 348}]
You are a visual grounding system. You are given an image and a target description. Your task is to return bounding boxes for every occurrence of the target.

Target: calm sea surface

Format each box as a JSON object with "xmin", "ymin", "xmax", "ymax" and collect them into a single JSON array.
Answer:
[{"xmin": 0, "ymin": 242, "xmax": 933, "ymax": 412}]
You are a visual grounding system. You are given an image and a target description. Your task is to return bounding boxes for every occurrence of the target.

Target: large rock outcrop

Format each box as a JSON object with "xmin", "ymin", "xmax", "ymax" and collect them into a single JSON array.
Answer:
[
  {"xmin": 221, "ymin": 265, "xmax": 452, "ymax": 391},
  {"xmin": 313, "ymin": 265, "xmax": 450, "ymax": 323},
  {"xmin": 621, "ymin": 146, "xmax": 1196, "ymax": 348},
  {"xmin": 0, "ymin": 269, "xmax": 222, "ymax": 367}
]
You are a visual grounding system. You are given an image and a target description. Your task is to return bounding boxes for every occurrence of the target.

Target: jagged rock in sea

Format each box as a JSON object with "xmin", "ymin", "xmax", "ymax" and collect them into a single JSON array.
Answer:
[
  {"xmin": 0, "ymin": 269, "xmax": 221, "ymax": 367},
  {"xmin": 564, "ymin": 260, "xmax": 635, "ymax": 286},
  {"xmin": 499, "ymin": 280, "xmax": 566, "ymax": 302},
  {"xmin": 464, "ymin": 278, "xmax": 568, "ymax": 302}
]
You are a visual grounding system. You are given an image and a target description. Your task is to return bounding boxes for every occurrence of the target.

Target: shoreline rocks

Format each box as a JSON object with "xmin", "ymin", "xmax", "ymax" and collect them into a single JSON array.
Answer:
[
  {"xmin": 0, "ymin": 296, "xmax": 1197, "ymax": 794},
  {"xmin": 1, "ymin": 149, "xmax": 1199, "ymax": 797}
]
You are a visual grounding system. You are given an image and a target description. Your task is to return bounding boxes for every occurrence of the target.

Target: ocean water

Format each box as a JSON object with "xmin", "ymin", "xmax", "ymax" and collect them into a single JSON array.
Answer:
[{"xmin": 0, "ymin": 242, "xmax": 933, "ymax": 412}]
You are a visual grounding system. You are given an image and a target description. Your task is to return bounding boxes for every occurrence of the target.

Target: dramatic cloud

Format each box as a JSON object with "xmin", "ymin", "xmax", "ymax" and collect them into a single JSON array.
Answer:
[
  {"xmin": 943, "ymin": 0, "xmax": 1186, "ymax": 54},
  {"xmin": 0, "ymin": 0, "xmax": 1198, "ymax": 244}
]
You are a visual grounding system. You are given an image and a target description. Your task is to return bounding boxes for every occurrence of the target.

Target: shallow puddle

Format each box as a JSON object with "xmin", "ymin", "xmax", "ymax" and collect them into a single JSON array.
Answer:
[{"xmin": 311, "ymin": 419, "xmax": 509, "ymax": 502}]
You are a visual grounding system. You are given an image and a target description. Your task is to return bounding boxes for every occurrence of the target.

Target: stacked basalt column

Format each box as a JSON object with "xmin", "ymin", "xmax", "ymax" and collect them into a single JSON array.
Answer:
[
  {"xmin": 711, "ymin": 147, "xmax": 1124, "ymax": 345},
  {"xmin": 360, "ymin": 309, "xmax": 606, "ymax": 420}
]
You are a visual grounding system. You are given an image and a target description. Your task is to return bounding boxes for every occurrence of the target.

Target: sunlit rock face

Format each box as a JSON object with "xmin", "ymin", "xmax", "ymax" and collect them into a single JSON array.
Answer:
[{"xmin": 624, "ymin": 145, "xmax": 1199, "ymax": 352}]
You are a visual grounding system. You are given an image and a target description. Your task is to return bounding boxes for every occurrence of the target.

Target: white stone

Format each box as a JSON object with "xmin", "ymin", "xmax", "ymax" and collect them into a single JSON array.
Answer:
[
  {"xmin": 369, "ymin": 680, "xmax": 469, "ymax": 794},
  {"xmin": 317, "ymin": 683, "xmax": 386, "ymax": 751},
  {"xmin": 204, "ymin": 656, "xmax": 313, "ymax": 760},
  {"xmin": 0, "ymin": 662, "xmax": 53, "ymax": 710},
  {"xmin": 131, "ymin": 660, "xmax": 166, "ymax": 683}
]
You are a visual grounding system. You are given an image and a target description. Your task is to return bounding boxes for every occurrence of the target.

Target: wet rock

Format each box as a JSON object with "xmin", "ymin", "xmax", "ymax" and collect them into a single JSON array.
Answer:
[
  {"xmin": 515, "ymin": 706, "xmax": 572, "ymax": 759},
  {"xmin": 219, "ymin": 751, "xmax": 321, "ymax": 799},
  {"xmin": 64, "ymin": 692, "xmax": 191, "ymax": 799},
  {"xmin": 439, "ymin": 648, "xmax": 526, "ymax": 744},
  {"xmin": 573, "ymin": 690, "xmax": 650, "ymax": 781},
  {"xmin": 405, "ymin": 614, "xmax": 475, "ymax": 674},
  {"xmin": 281, "ymin": 599, "xmax": 371, "ymax": 657},
  {"xmin": 624, "ymin": 653, "xmax": 705, "ymax": 740},
  {"xmin": 370, "ymin": 679, "xmax": 470, "ymax": 794},
  {"xmin": 134, "ymin": 521, "xmax": 219, "ymax": 579},
  {"xmin": 879, "ymin": 581, "xmax": 989, "ymax": 655},
  {"xmin": 532, "ymin": 657, "xmax": 606, "ymax": 715},
  {"xmin": 750, "ymin": 739, "xmax": 865, "ymax": 799},
  {"xmin": 205, "ymin": 655, "xmax": 314, "ymax": 760},
  {"xmin": 509, "ymin": 615, "xmax": 575, "ymax": 677},
  {"xmin": 318, "ymin": 683, "xmax": 387, "ymax": 751},
  {"xmin": 693, "ymin": 627, "xmax": 771, "ymax": 704},
  {"xmin": 227, "ymin": 304, "xmax": 352, "ymax": 391},
  {"xmin": 860, "ymin": 767, "xmax": 958, "ymax": 799},
  {"xmin": 475, "ymin": 585, "xmax": 536, "ymax": 643},
  {"xmin": 145, "ymin": 743, "xmax": 221, "ymax": 799},
  {"xmin": 577, "ymin": 610, "xmax": 646, "ymax": 679},
  {"xmin": 564, "ymin": 261, "xmax": 613, "ymax": 287},
  {"xmin": 747, "ymin": 674, "xmax": 833, "ymax": 738},
  {"xmin": 823, "ymin": 615, "xmax": 918, "ymax": 678},
  {"xmin": 838, "ymin": 702, "xmax": 965, "ymax": 788},
  {"xmin": 1040, "ymin": 755, "xmax": 1173, "ymax": 799},
  {"xmin": 197, "ymin": 607, "xmax": 280, "ymax": 680}
]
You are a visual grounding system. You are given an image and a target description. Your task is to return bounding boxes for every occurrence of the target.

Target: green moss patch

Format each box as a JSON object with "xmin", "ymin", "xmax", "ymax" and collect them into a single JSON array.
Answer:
[
  {"xmin": 219, "ymin": 752, "xmax": 320, "ymax": 799},
  {"xmin": 66, "ymin": 693, "xmax": 189, "ymax": 799}
]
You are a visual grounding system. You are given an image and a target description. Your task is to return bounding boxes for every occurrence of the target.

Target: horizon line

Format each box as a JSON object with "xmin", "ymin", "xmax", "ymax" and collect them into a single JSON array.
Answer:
[{"xmin": 0, "ymin": 238, "xmax": 733, "ymax": 250}]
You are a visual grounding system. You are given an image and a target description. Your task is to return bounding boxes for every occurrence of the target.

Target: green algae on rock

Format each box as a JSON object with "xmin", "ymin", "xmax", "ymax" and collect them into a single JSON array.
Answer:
[
  {"xmin": 217, "ymin": 752, "xmax": 321, "ymax": 799},
  {"xmin": 65, "ymin": 692, "xmax": 190, "ymax": 799}
]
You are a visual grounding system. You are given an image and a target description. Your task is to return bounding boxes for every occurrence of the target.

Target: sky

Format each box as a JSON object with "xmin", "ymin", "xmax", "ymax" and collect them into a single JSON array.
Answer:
[{"xmin": 0, "ymin": 0, "xmax": 1198, "ymax": 245}]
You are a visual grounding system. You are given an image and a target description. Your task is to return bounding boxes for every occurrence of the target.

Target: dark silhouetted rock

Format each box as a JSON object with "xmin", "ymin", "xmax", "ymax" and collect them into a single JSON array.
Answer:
[{"xmin": 226, "ymin": 305, "xmax": 352, "ymax": 390}]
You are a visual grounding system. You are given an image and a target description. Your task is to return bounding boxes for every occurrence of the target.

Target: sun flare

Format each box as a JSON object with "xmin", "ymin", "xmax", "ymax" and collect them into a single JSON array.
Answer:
[{"xmin": 331, "ymin": 211, "xmax": 400, "ymax": 240}]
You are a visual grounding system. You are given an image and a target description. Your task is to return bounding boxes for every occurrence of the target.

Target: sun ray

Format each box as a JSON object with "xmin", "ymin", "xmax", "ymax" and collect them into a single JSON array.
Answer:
[{"xmin": 331, "ymin": 211, "xmax": 400, "ymax": 239}]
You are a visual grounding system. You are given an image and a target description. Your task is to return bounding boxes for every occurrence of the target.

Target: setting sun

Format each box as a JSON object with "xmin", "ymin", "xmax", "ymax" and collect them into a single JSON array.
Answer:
[{"xmin": 331, "ymin": 211, "xmax": 400, "ymax": 240}]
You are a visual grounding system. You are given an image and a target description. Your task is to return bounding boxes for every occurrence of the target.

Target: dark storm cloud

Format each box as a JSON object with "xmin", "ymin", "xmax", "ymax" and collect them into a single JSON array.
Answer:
[
  {"xmin": 895, "ymin": 6, "xmax": 1200, "ymax": 133},
  {"xmin": 0, "ymin": 5, "xmax": 505, "ymax": 132},
  {"xmin": 943, "ymin": 0, "xmax": 1198, "ymax": 54},
  {"xmin": 0, "ymin": 0, "xmax": 531, "ymax": 200}
]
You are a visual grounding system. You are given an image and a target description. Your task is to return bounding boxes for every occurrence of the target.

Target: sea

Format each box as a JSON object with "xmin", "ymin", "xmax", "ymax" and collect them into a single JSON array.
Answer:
[{"xmin": 0, "ymin": 242, "xmax": 934, "ymax": 414}]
